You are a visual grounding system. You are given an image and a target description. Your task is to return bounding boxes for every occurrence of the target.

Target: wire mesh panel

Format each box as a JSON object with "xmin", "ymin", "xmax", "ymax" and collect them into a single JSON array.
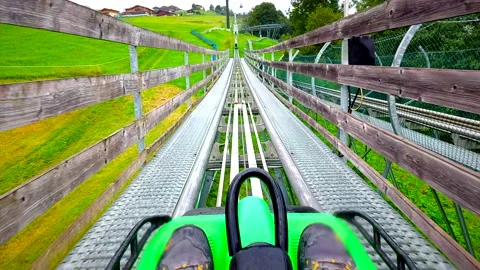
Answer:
[{"xmin": 283, "ymin": 15, "xmax": 480, "ymax": 260}]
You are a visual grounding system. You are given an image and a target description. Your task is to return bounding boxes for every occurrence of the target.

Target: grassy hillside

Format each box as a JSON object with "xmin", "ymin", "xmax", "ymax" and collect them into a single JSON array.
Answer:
[{"xmin": 0, "ymin": 14, "xmax": 257, "ymax": 268}]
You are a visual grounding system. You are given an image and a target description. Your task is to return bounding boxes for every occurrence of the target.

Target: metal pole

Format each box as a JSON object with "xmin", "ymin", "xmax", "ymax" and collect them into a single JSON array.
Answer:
[
  {"xmin": 430, "ymin": 188, "xmax": 456, "ymax": 240},
  {"xmin": 339, "ymin": 0, "xmax": 349, "ymax": 150},
  {"xmin": 211, "ymin": 54, "xmax": 215, "ymax": 77},
  {"xmin": 129, "ymin": 45, "xmax": 145, "ymax": 153},
  {"xmin": 382, "ymin": 24, "xmax": 421, "ymax": 177},
  {"xmin": 419, "ymin": 45, "xmax": 430, "ymax": 68},
  {"xmin": 226, "ymin": 0, "xmax": 230, "ymax": 29},
  {"xmin": 184, "ymin": 51, "xmax": 191, "ymax": 107},
  {"xmin": 312, "ymin": 42, "xmax": 331, "ymax": 97},
  {"xmin": 454, "ymin": 203, "xmax": 475, "ymax": 256}
]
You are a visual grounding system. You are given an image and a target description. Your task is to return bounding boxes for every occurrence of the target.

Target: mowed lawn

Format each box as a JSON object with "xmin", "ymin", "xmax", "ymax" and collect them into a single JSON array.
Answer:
[{"xmin": 0, "ymin": 14, "xmax": 253, "ymax": 268}]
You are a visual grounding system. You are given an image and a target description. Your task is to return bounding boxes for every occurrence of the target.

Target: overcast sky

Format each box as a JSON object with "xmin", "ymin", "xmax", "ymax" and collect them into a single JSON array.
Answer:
[{"xmin": 71, "ymin": 0, "xmax": 292, "ymax": 15}]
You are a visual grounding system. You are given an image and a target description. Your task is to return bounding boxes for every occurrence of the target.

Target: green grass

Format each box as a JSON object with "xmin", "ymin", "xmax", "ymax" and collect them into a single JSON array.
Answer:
[{"xmin": 0, "ymin": 14, "xmax": 232, "ymax": 268}]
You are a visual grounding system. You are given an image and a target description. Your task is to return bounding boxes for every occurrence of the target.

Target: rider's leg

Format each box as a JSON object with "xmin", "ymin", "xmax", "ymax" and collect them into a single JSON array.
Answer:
[
  {"xmin": 157, "ymin": 225, "xmax": 213, "ymax": 270},
  {"xmin": 298, "ymin": 223, "xmax": 356, "ymax": 270}
]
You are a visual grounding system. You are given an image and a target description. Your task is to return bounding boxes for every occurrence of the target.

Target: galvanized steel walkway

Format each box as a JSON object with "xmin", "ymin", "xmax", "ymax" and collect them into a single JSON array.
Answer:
[
  {"xmin": 60, "ymin": 60, "xmax": 234, "ymax": 269},
  {"xmin": 241, "ymin": 59, "xmax": 453, "ymax": 269}
]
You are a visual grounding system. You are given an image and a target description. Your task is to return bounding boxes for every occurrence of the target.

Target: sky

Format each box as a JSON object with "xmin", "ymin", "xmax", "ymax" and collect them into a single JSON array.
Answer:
[{"xmin": 71, "ymin": 0, "xmax": 292, "ymax": 15}]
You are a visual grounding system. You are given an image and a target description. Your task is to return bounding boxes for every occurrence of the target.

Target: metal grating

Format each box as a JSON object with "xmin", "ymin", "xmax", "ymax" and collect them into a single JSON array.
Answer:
[
  {"xmin": 241, "ymin": 59, "xmax": 454, "ymax": 270},
  {"xmin": 59, "ymin": 60, "xmax": 234, "ymax": 269}
]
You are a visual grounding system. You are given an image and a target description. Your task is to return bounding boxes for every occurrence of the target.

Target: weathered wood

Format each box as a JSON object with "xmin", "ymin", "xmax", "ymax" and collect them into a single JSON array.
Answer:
[
  {"xmin": 251, "ymin": 0, "xmax": 480, "ymax": 53},
  {"xmin": 31, "ymin": 70, "xmax": 221, "ymax": 268},
  {"xmin": 248, "ymin": 55, "xmax": 480, "ymax": 114},
  {"xmin": 251, "ymin": 62, "xmax": 480, "ymax": 269},
  {"xmin": 249, "ymin": 61, "xmax": 480, "ymax": 217},
  {"xmin": 145, "ymin": 66, "xmax": 223, "ymax": 132},
  {"xmin": 0, "ymin": 123, "xmax": 138, "ymax": 245},
  {"xmin": 31, "ymin": 63, "xmax": 225, "ymax": 268},
  {"xmin": 0, "ymin": 59, "xmax": 227, "ymax": 245},
  {"xmin": 0, "ymin": 0, "xmax": 220, "ymax": 55},
  {"xmin": 31, "ymin": 150, "xmax": 147, "ymax": 270},
  {"xmin": 0, "ymin": 61, "xmax": 220, "ymax": 132}
]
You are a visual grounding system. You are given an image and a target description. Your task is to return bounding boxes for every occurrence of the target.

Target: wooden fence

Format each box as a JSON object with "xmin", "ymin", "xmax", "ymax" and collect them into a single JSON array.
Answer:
[
  {"xmin": 245, "ymin": 0, "xmax": 480, "ymax": 269},
  {"xmin": 0, "ymin": 0, "xmax": 229, "ymax": 247}
]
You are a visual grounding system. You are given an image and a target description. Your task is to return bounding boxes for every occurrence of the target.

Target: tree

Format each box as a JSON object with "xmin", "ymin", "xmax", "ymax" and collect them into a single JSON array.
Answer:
[
  {"xmin": 209, "ymin": 4, "xmax": 214, "ymax": 11},
  {"xmin": 289, "ymin": 0, "xmax": 339, "ymax": 35},
  {"xmin": 214, "ymin": 5, "xmax": 222, "ymax": 14},
  {"xmin": 243, "ymin": 2, "xmax": 292, "ymax": 35},
  {"xmin": 305, "ymin": 6, "xmax": 341, "ymax": 32},
  {"xmin": 244, "ymin": 3, "xmax": 279, "ymax": 26}
]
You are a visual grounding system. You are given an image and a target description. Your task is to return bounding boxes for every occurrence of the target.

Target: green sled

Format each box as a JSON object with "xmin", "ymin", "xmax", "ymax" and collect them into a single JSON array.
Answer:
[{"xmin": 108, "ymin": 168, "xmax": 416, "ymax": 270}]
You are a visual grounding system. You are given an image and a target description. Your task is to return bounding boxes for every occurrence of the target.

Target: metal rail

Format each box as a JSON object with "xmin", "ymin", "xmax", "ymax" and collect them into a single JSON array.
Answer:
[
  {"xmin": 241, "ymin": 58, "xmax": 454, "ymax": 269},
  {"xmin": 293, "ymin": 81, "xmax": 480, "ymax": 140},
  {"xmin": 60, "ymin": 60, "xmax": 234, "ymax": 268}
]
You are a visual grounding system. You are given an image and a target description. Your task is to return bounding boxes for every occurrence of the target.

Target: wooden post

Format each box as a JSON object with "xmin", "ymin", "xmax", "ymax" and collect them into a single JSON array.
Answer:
[
  {"xmin": 262, "ymin": 53, "xmax": 265, "ymax": 83},
  {"xmin": 288, "ymin": 49, "xmax": 293, "ymax": 102},
  {"xmin": 202, "ymin": 54, "xmax": 207, "ymax": 92},
  {"xmin": 184, "ymin": 51, "xmax": 191, "ymax": 107},
  {"xmin": 271, "ymin": 52, "xmax": 275, "ymax": 88},
  {"xmin": 129, "ymin": 45, "xmax": 145, "ymax": 153}
]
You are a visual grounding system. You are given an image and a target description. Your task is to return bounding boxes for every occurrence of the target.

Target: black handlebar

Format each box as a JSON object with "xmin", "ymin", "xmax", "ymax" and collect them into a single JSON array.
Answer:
[{"xmin": 226, "ymin": 168, "xmax": 288, "ymax": 256}]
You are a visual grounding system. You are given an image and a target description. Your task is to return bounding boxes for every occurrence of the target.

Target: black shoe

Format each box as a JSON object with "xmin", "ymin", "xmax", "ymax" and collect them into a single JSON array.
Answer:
[
  {"xmin": 157, "ymin": 226, "xmax": 213, "ymax": 270},
  {"xmin": 298, "ymin": 223, "xmax": 356, "ymax": 270}
]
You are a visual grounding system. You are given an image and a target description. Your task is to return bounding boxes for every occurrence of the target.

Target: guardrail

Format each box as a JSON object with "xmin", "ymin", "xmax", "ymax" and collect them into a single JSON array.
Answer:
[
  {"xmin": 0, "ymin": 0, "xmax": 229, "ymax": 246},
  {"xmin": 245, "ymin": 0, "xmax": 480, "ymax": 268}
]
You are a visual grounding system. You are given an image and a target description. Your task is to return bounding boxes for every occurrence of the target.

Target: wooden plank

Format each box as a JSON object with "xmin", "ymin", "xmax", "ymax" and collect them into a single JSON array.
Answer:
[
  {"xmin": 0, "ymin": 124, "xmax": 138, "ymax": 245},
  {"xmin": 0, "ymin": 74, "xmax": 126, "ymax": 132},
  {"xmin": 145, "ymin": 66, "xmax": 223, "ymax": 132},
  {"xmin": 0, "ymin": 0, "xmax": 220, "ymax": 55},
  {"xmin": 248, "ymin": 55, "xmax": 480, "ymax": 114},
  {"xmin": 248, "ymin": 61, "xmax": 480, "ymax": 217},
  {"xmin": 0, "ymin": 61, "xmax": 220, "ymax": 132},
  {"xmin": 250, "ymin": 62, "xmax": 480, "ymax": 269},
  {"xmin": 0, "ymin": 60, "xmax": 227, "ymax": 245},
  {"xmin": 31, "ymin": 63, "xmax": 225, "ymax": 268},
  {"xmin": 31, "ymin": 150, "xmax": 147, "ymax": 270},
  {"xmin": 142, "ymin": 61, "xmax": 216, "ymax": 90},
  {"xmin": 251, "ymin": 0, "xmax": 480, "ymax": 53}
]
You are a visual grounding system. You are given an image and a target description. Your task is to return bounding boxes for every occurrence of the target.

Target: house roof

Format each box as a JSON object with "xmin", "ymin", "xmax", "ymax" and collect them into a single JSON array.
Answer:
[
  {"xmin": 124, "ymin": 11, "xmax": 150, "ymax": 15},
  {"xmin": 125, "ymin": 5, "xmax": 153, "ymax": 12},
  {"xmin": 100, "ymin": 8, "xmax": 119, "ymax": 13},
  {"xmin": 155, "ymin": 5, "xmax": 180, "ymax": 12}
]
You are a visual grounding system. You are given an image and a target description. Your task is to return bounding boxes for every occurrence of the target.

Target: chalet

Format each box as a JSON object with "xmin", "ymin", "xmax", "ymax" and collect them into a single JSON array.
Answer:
[
  {"xmin": 193, "ymin": 4, "xmax": 204, "ymax": 10},
  {"xmin": 100, "ymin": 8, "xmax": 119, "ymax": 17},
  {"xmin": 123, "ymin": 5, "xmax": 154, "ymax": 16},
  {"xmin": 156, "ymin": 10, "xmax": 174, "ymax": 16},
  {"xmin": 154, "ymin": 5, "xmax": 180, "ymax": 13},
  {"xmin": 186, "ymin": 9, "xmax": 195, "ymax": 14}
]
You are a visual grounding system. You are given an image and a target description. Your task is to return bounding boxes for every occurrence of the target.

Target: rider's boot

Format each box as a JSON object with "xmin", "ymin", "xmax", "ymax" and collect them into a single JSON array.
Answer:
[
  {"xmin": 157, "ymin": 225, "xmax": 213, "ymax": 270},
  {"xmin": 298, "ymin": 223, "xmax": 357, "ymax": 270}
]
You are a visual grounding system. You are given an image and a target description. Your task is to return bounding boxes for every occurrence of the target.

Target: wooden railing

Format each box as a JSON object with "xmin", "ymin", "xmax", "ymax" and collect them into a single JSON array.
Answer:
[
  {"xmin": 245, "ymin": 0, "xmax": 480, "ymax": 268},
  {"xmin": 0, "ymin": 0, "xmax": 229, "ymax": 247}
]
